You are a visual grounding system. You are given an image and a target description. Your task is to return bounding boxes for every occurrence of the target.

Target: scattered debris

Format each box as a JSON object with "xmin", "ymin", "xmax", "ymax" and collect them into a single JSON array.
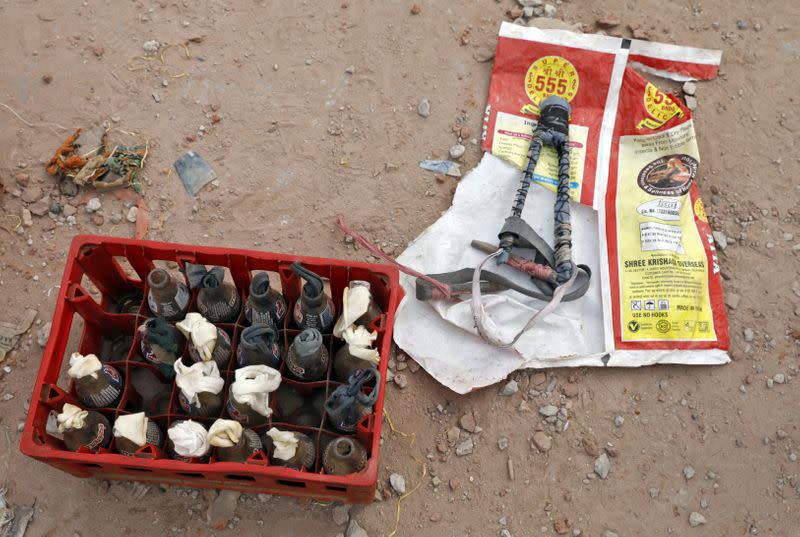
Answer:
[
  {"xmin": 594, "ymin": 453, "xmax": 611, "ymax": 479},
  {"xmin": 417, "ymin": 98, "xmax": 431, "ymax": 118},
  {"xmin": 499, "ymin": 380, "xmax": 519, "ymax": 396},
  {"xmin": 688, "ymin": 511, "xmax": 707, "ymax": 527},
  {"xmin": 174, "ymin": 151, "xmax": 217, "ymax": 196},
  {"xmin": 0, "ymin": 310, "xmax": 37, "ymax": 362},
  {"xmin": 539, "ymin": 405, "xmax": 558, "ymax": 417},
  {"xmin": 0, "ymin": 489, "xmax": 35, "ymax": 537},
  {"xmin": 455, "ymin": 438, "xmax": 474, "ymax": 456},
  {"xmin": 389, "ymin": 473, "xmax": 406, "ymax": 495}
]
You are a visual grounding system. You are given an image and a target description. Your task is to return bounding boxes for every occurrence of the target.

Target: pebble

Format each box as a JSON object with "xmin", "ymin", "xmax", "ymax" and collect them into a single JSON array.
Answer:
[
  {"xmin": 688, "ymin": 512, "xmax": 707, "ymax": 527},
  {"xmin": 446, "ymin": 426, "xmax": 461, "ymax": 443},
  {"xmin": 37, "ymin": 322, "xmax": 51, "ymax": 348},
  {"xmin": 389, "ymin": 473, "xmax": 406, "ymax": 495},
  {"xmin": 394, "ymin": 373, "xmax": 408, "ymax": 389},
  {"xmin": 429, "ymin": 512, "xmax": 442, "ymax": 522},
  {"xmin": 790, "ymin": 452, "xmax": 797, "ymax": 462},
  {"xmin": 725, "ymin": 293, "xmax": 741, "ymax": 309},
  {"xmin": 743, "ymin": 328, "xmax": 754, "ymax": 342},
  {"xmin": 614, "ymin": 415, "xmax": 624, "ymax": 427},
  {"xmin": 14, "ymin": 172, "xmax": 30, "ymax": 187},
  {"xmin": 501, "ymin": 530, "xmax": 513, "ymax": 537},
  {"xmin": 594, "ymin": 453, "xmax": 611, "ymax": 479},
  {"xmin": 86, "ymin": 198, "xmax": 101, "ymax": 213},
  {"xmin": 766, "ymin": 378, "xmax": 774, "ymax": 389},
  {"xmin": 777, "ymin": 429, "xmax": 788, "ymax": 439},
  {"xmin": 332, "ymin": 504, "xmax": 351, "ymax": 526},
  {"xmin": 700, "ymin": 499, "xmax": 709, "ymax": 509},
  {"xmin": 21, "ymin": 208, "xmax": 33, "ymax": 227},
  {"xmin": 604, "ymin": 532, "xmax": 619, "ymax": 537},
  {"xmin": 143, "ymin": 40, "xmax": 160, "ymax": 53},
  {"xmin": 498, "ymin": 437, "xmax": 510, "ymax": 450},
  {"xmin": 499, "ymin": 380, "xmax": 519, "ymax": 396},
  {"xmin": 126, "ymin": 206, "xmax": 138, "ymax": 223},
  {"xmin": 712, "ymin": 230, "xmax": 728, "ymax": 249},
  {"xmin": 596, "ymin": 15, "xmax": 620, "ymax": 28},
  {"xmin": 683, "ymin": 465, "xmax": 696, "ymax": 480},
  {"xmin": 152, "ymin": 92, "xmax": 161, "ymax": 103},
  {"xmin": 459, "ymin": 412, "xmax": 477, "ymax": 433},
  {"xmin": 29, "ymin": 198, "xmax": 51, "ymax": 216},
  {"xmin": 63, "ymin": 204, "xmax": 77, "ymax": 217},
  {"xmin": 455, "ymin": 438, "xmax": 474, "ymax": 456},
  {"xmin": 532, "ymin": 431, "xmax": 552, "ymax": 452},
  {"xmin": 543, "ymin": 3, "xmax": 556, "ymax": 17},
  {"xmin": 207, "ymin": 490, "xmax": 240, "ymax": 530},
  {"xmin": 345, "ymin": 65, "xmax": 356, "ymax": 74},
  {"xmin": 562, "ymin": 383, "xmax": 579, "ymax": 397},
  {"xmin": 773, "ymin": 373, "xmax": 785, "ymax": 384},
  {"xmin": 517, "ymin": 0, "xmax": 543, "ymax": 6},
  {"xmin": 523, "ymin": 6, "xmax": 534, "ymax": 17},
  {"xmin": 21, "ymin": 186, "xmax": 43, "ymax": 203},
  {"xmin": 683, "ymin": 81, "xmax": 697, "ymax": 96},
  {"xmin": 736, "ymin": 20, "xmax": 748, "ymax": 30},
  {"xmin": 449, "ymin": 144, "xmax": 466, "ymax": 159},
  {"xmin": 110, "ymin": 213, "xmax": 123, "ymax": 224},
  {"xmin": 539, "ymin": 405, "xmax": 558, "ymax": 417},
  {"xmin": 346, "ymin": 519, "xmax": 368, "ymax": 537},
  {"xmin": 648, "ymin": 487, "xmax": 660, "ymax": 498},
  {"xmin": 417, "ymin": 98, "xmax": 431, "ymax": 118},
  {"xmin": 685, "ymin": 95, "xmax": 697, "ymax": 111},
  {"xmin": 582, "ymin": 437, "xmax": 599, "ymax": 457}
]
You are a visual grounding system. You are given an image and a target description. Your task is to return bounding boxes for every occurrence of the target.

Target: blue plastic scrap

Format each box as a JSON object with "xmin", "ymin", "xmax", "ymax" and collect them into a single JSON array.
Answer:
[
  {"xmin": 174, "ymin": 151, "xmax": 217, "ymax": 196},
  {"xmin": 419, "ymin": 159, "xmax": 462, "ymax": 177}
]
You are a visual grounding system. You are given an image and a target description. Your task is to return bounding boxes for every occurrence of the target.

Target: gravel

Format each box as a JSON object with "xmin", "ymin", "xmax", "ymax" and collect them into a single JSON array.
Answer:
[
  {"xmin": 417, "ymin": 98, "xmax": 431, "ymax": 118},
  {"xmin": 532, "ymin": 431, "xmax": 552, "ymax": 452},
  {"xmin": 332, "ymin": 504, "xmax": 351, "ymax": 525},
  {"xmin": 449, "ymin": 144, "xmax": 466, "ymax": 159},
  {"xmin": 497, "ymin": 437, "xmax": 510, "ymax": 450},
  {"xmin": 683, "ymin": 81, "xmax": 697, "ymax": 95},
  {"xmin": 499, "ymin": 380, "xmax": 519, "ymax": 396},
  {"xmin": 683, "ymin": 465, "xmax": 696, "ymax": 480},
  {"xmin": 455, "ymin": 438, "xmax": 474, "ymax": 456},
  {"xmin": 648, "ymin": 487, "xmax": 660, "ymax": 498},
  {"xmin": 86, "ymin": 198, "xmax": 101, "ymax": 213},
  {"xmin": 712, "ymin": 230, "xmax": 727, "ymax": 249},
  {"xmin": 594, "ymin": 453, "xmax": 611, "ymax": 479},
  {"xmin": 614, "ymin": 415, "xmax": 624, "ymax": 427},
  {"xmin": 37, "ymin": 322, "xmax": 51, "ymax": 348},
  {"xmin": 127, "ymin": 206, "xmax": 139, "ymax": 223},
  {"xmin": 389, "ymin": 473, "xmax": 406, "ymax": 494},
  {"xmin": 743, "ymin": 328, "xmax": 754, "ymax": 342},
  {"xmin": 773, "ymin": 373, "xmax": 785, "ymax": 384},
  {"xmin": 688, "ymin": 512, "xmax": 707, "ymax": 527},
  {"xmin": 346, "ymin": 519, "xmax": 368, "ymax": 537},
  {"xmin": 394, "ymin": 373, "xmax": 408, "ymax": 389},
  {"xmin": 543, "ymin": 3, "xmax": 556, "ymax": 17},
  {"xmin": 539, "ymin": 405, "xmax": 558, "ymax": 417},
  {"xmin": 143, "ymin": 40, "xmax": 160, "ymax": 53}
]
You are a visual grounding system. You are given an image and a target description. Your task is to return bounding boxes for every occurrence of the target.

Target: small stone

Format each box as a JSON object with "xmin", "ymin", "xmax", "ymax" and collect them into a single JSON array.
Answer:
[
  {"xmin": 700, "ymin": 499, "xmax": 709, "ymax": 509},
  {"xmin": 14, "ymin": 172, "xmax": 30, "ymax": 187},
  {"xmin": 683, "ymin": 465, "xmax": 696, "ymax": 480},
  {"xmin": 49, "ymin": 203, "xmax": 62, "ymax": 215},
  {"xmin": 542, "ymin": 4, "xmax": 556, "ymax": 17},
  {"xmin": 777, "ymin": 429, "xmax": 788, "ymax": 439},
  {"xmin": 649, "ymin": 487, "xmax": 659, "ymax": 498},
  {"xmin": 86, "ymin": 197, "xmax": 101, "ymax": 213},
  {"xmin": 407, "ymin": 360, "xmax": 420, "ymax": 373},
  {"xmin": 29, "ymin": 198, "xmax": 51, "ymax": 216},
  {"xmin": 767, "ymin": 378, "xmax": 774, "ymax": 389},
  {"xmin": 582, "ymin": 437, "xmax": 599, "ymax": 457},
  {"xmin": 332, "ymin": 504, "xmax": 351, "ymax": 526},
  {"xmin": 305, "ymin": 58, "xmax": 313, "ymax": 65},
  {"xmin": 498, "ymin": 437, "xmax": 510, "ymax": 450},
  {"xmin": 446, "ymin": 426, "xmax": 461, "ymax": 443},
  {"xmin": 596, "ymin": 15, "xmax": 621, "ymax": 28},
  {"xmin": 532, "ymin": 431, "xmax": 552, "ymax": 452},
  {"xmin": 725, "ymin": 293, "xmax": 741, "ymax": 309},
  {"xmin": 743, "ymin": 328, "xmax": 754, "ymax": 342},
  {"xmin": 143, "ymin": 40, "xmax": 160, "ymax": 53},
  {"xmin": 110, "ymin": 213, "xmax": 123, "ymax": 224},
  {"xmin": 523, "ymin": 6, "xmax": 534, "ymax": 17},
  {"xmin": 459, "ymin": 412, "xmax": 477, "ymax": 433},
  {"xmin": 688, "ymin": 512, "xmax": 707, "ymax": 527},
  {"xmin": 207, "ymin": 490, "xmax": 240, "ymax": 530},
  {"xmin": 42, "ymin": 74, "xmax": 53, "ymax": 84},
  {"xmin": 499, "ymin": 380, "xmax": 519, "ymax": 396},
  {"xmin": 455, "ymin": 438, "xmax": 474, "ymax": 456},
  {"xmin": 773, "ymin": 373, "xmax": 785, "ymax": 384},
  {"xmin": 346, "ymin": 519, "xmax": 368, "ymax": 537},
  {"xmin": 111, "ymin": 115, "xmax": 121, "ymax": 123},
  {"xmin": 449, "ymin": 144, "xmax": 466, "ymax": 159},
  {"xmin": 21, "ymin": 186, "xmax": 43, "ymax": 203},
  {"xmin": 389, "ymin": 473, "xmax": 406, "ymax": 495},
  {"xmin": 345, "ymin": 65, "xmax": 356, "ymax": 74},
  {"xmin": 605, "ymin": 446, "xmax": 620, "ymax": 458},
  {"xmin": 683, "ymin": 81, "xmax": 697, "ymax": 96},
  {"xmin": 517, "ymin": 0, "xmax": 544, "ymax": 6},
  {"xmin": 539, "ymin": 405, "xmax": 558, "ymax": 417},
  {"xmin": 500, "ymin": 531, "xmax": 513, "ymax": 537},
  {"xmin": 736, "ymin": 20, "xmax": 748, "ymax": 30},
  {"xmin": 162, "ymin": 78, "xmax": 169, "ymax": 87},
  {"xmin": 152, "ymin": 92, "xmax": 161, "ymax": 103},
  {"xmin": 562, "ymin": 383, "xmax": 579, "ymax": 398},
  {"xmin": 410, "ymin": 3, "xmax": 421, "ymax": 14},
  {"xmin": 603, "ymin": 532, "xmax": 619, "ymax": 537},
  {"xmin": 417, "ymin": 97, "xmax": 431, "ymax": 118},
  {"xmin": 63, "ymin": 204, "xmax": 77, "ymax": 217},
  {"xmin": 429, "ymin": 512, "xmax": 442, "ymax": 522},
  {"xmin": 594, "ymin": 453, "xmax": 611, "ymax": 479},
  {"xmin": 21, "ymin": 208, "xmax": 33, "ymax": 227},
  {"xmin": 92, "ymin": 214, "xmax": 104, "ymax": 226},
  {"xmin": 37, "ymin": 322, "xmax": 51, "ymax": 348},
  {"xmin": 394, "ymin": 373, "xmax": 408, "ymax": 389},
  {"xmin": 790, "ymin": 452, "xmax": 798, "ymax": 462},
  {"xmin": 614, "ymin": 415, "xmax": 624, "ymax": 427},
  {"xmin": 273, "ymin": 64, "xmax": 279, "ymax": 71}
]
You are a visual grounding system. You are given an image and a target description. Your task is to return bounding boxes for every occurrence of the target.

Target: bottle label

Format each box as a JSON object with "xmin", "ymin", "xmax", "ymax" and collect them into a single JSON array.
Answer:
[
  {"xmin": 199, "ymin": 296, "xmax": 238, "ymax": 322},
  {"xmin": 293, "ymin": 301, "xmax": 304, "ymax": 326},
  {"xmin": 178, "ymin": 391, "xmax": 192, "ymax": 413},
  {"xmin": 274, "ymin": 297, "xmax": 287, "ymax": 323},
  {"xmin": 227, "ymin": 398, "xmax": 247, "ymax": 424},
  {"xmin": 148, "ymin": 285, "xmax": 190, "ymax": 318},
  {"xmin": 85, "ymin": 423, "xmax": 106, "ymax": 450},
  {"xmin": 293, "ymin": 300, "xmax": 335, "ymax": 331}
]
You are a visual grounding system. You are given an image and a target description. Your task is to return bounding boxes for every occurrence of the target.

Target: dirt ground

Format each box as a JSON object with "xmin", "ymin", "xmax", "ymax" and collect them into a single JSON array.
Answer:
[{"xmin": 1, "ymin": 0, "xmax": 800, "ymax": 535}]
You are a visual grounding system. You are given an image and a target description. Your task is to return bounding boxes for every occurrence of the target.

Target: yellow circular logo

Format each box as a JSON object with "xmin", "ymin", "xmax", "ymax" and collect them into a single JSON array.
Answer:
[
  {"xmin": 694, "ymin": 198, "xmax": 707, "ymax": 222},
  {"xmin": 524, "ymin": 56, "xmax": 579, "ymax": 113},
  {"xmin": 642, "ymin": 83, "xmax": 684, "ymax": 124}
]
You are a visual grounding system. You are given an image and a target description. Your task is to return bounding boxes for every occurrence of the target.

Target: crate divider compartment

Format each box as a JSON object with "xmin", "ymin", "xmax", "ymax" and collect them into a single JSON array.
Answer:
[{"xmin": 21, "ymin": 236, "xmax": 402, "ymax": 504}]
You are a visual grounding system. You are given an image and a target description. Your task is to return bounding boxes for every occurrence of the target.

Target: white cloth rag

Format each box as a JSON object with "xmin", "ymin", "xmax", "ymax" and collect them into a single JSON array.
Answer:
[
  {"xmin": 333, "ymin": 284, "xmax": 372, "ymax": 338},
  {"xmin": 266, "ymin": 427, "xmax": 297, "ymax": 461},
  {"xmin": 168, "ymin": 420, "xmax": 209, "ymax": 458},
  {"xmin": 57, "ymin": 403, "xmax": 88, "ymax": 432},
  {"xmin": 113, "ymin": 412, "xmax": 148, "ymax": 447},
  {"xmin": 231, "ymin": 365, "xmax": 281, "ymax": 418},
  {"xmin": 341, "ymin": 326, "xmax": 380, "ymax": 364},
  {"xmin": 174, "ymin": 358, "xmax": 224, "ymax": 407},
  {"xmin": 207, "ymin": 419, "xmax": 243, "ymax": 448},
  {"xmin": 67, "ymin": 352, "xmax": 102, "ymax": 379},
  {"xmin": 176, "ymin": 312, "xmax": 218, "ymax": 362}
]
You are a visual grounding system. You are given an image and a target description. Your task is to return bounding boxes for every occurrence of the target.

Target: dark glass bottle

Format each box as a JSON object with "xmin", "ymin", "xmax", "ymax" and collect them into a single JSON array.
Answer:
[
  {"xmin": 245, "ymin": 272, "xmax": 287, "ymax": 327},
  {"xmin": 291, "ymin": 263, "xmax": 335, "ymax": 332},
  {"xmin": 237, "ymin": 324, "xmax": 282, "ymax": 368},
  {"xmin": 286, "ymin": 328, "xmax": 329, "ymax": 381},
  {"xmin": 139, "ymin": 317, "xmax": 185, "ymax": 378},
  {"xmin": 68, "ymin": 353, "xmax": 124, "ymax": 409},
  {"xmin": 130, "ymin": 367, "xmax": 172, "ymax": 416},
  {"xmin": 113, "ymin": 412, "xmax": 164, "ymax": 456},
  {"xmin": 57, "ymin": 403, "xmax": 112, "ymax": 453},
  {"xmin": 177, "ymin": 313, "xmax": 232, "ymax": 370},
  {"xmin": 348, "ymin": 280, "xmax": 383, "ymax": 327},
  {"xmin": 262, "ymin": 428, "xmax": 316, "ymax": 470},
  {"xmin": 146, "ymin": 268, "xmax": 190, "ymax": 321},
  {"xmin": 324, "ymin": 368, "xmax": 380, "ymax": 434},
  {"xmin": 332, "ymin": 343, "xmax": 378, "ymax": 382},
  {"xmin": 208, "ymin": 419, "xmax": 263, "ymax": 462},
  {"xmin": 226, "ymin": 364, "xmax": 281, "ymax": 427},
  {"xmin": 322, "ymin": 437, "xmax": 368, "ymax": 475},
  {"xmin": 174, "ymin": 358, "xmax": 225, "ymax": 417},
  {"xmin": 185, "ymin": 264, "xmax": 241, "ymax": 323},
  {"xmin": 166, "ymin": 420, "xmax": 209, "ymax": 462}
]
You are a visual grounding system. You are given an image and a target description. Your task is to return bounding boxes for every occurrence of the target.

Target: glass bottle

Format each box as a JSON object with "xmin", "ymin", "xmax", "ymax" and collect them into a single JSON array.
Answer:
[
  {"xmin": 285, "ymin": 328, "xmax": 329, "ymax": 381},
  {"xmin": 226, "ymin": 364, "xmax": 281, "ymax": 427},
  {"xmin": 245, "ymin": 272, "xmax": 287, "ymax": 327},
  {"xmin": 146, "ymin": 268, "xmax": 190, "ymax": 321},
  {"xmin": 176, "ymin": 312, "xmax": 232, "ymax": 370},
  {"xmin": 130, "ymin": 367, "xmax": 172, "ymax": 416},
  {"xmin": 68, "ymin": 352, "xmax": 124, "ymax": 408},
  {"xmin": 57, "ymin": 403, "xmax": 112, "ymax": 453},
  {"xmin": 174, "ymin": 358, "xmax": 225, "ymax": 417},
  {"xmin": 166, "ymin": 420, "xmax": 209, "ymax": 462},
  {"xmin": 322, "ymin": 437, "xmax": 368, "ymax": 475},
  {"xmin": 113, "ymin": 412, "xmax": 163, "ymax": 456},
  {"xmin": 291, "ymin": 263, "xmax": 335, "ymax": 332},
  {"xmin": 324, "ymin": 368, "xmax": 380, "ymax": 434},
  {"xmin": 332, "ymin": 327, "xmax": 379, "ymax": 382},
  {"xmin": 237, "ymin": 324, "xmax": 282, "ymax": 369},
  {"xmin": 208, "ymin": 419, "xmax": 263, "ymax": 462},
  {"xmin": 185, "ymin": 264, "xmax": 241, "ymax": 323},
  {"xmin": 139, "ymin": 317, "xmax": 185, "ymax": 377},
  {"xmin": 262, "ymin": 427, "xmax": 315, "ymax": 471},
  {"xmin": 348, "ymin": 281, "xmax": 382, "ymax": 327}
]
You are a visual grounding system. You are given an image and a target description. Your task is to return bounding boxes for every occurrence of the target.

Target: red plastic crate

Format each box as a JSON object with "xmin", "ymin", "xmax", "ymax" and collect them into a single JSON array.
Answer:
[{"xmin": 20, "ymin": 235, "xmax": 402, "ymax": 504}]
